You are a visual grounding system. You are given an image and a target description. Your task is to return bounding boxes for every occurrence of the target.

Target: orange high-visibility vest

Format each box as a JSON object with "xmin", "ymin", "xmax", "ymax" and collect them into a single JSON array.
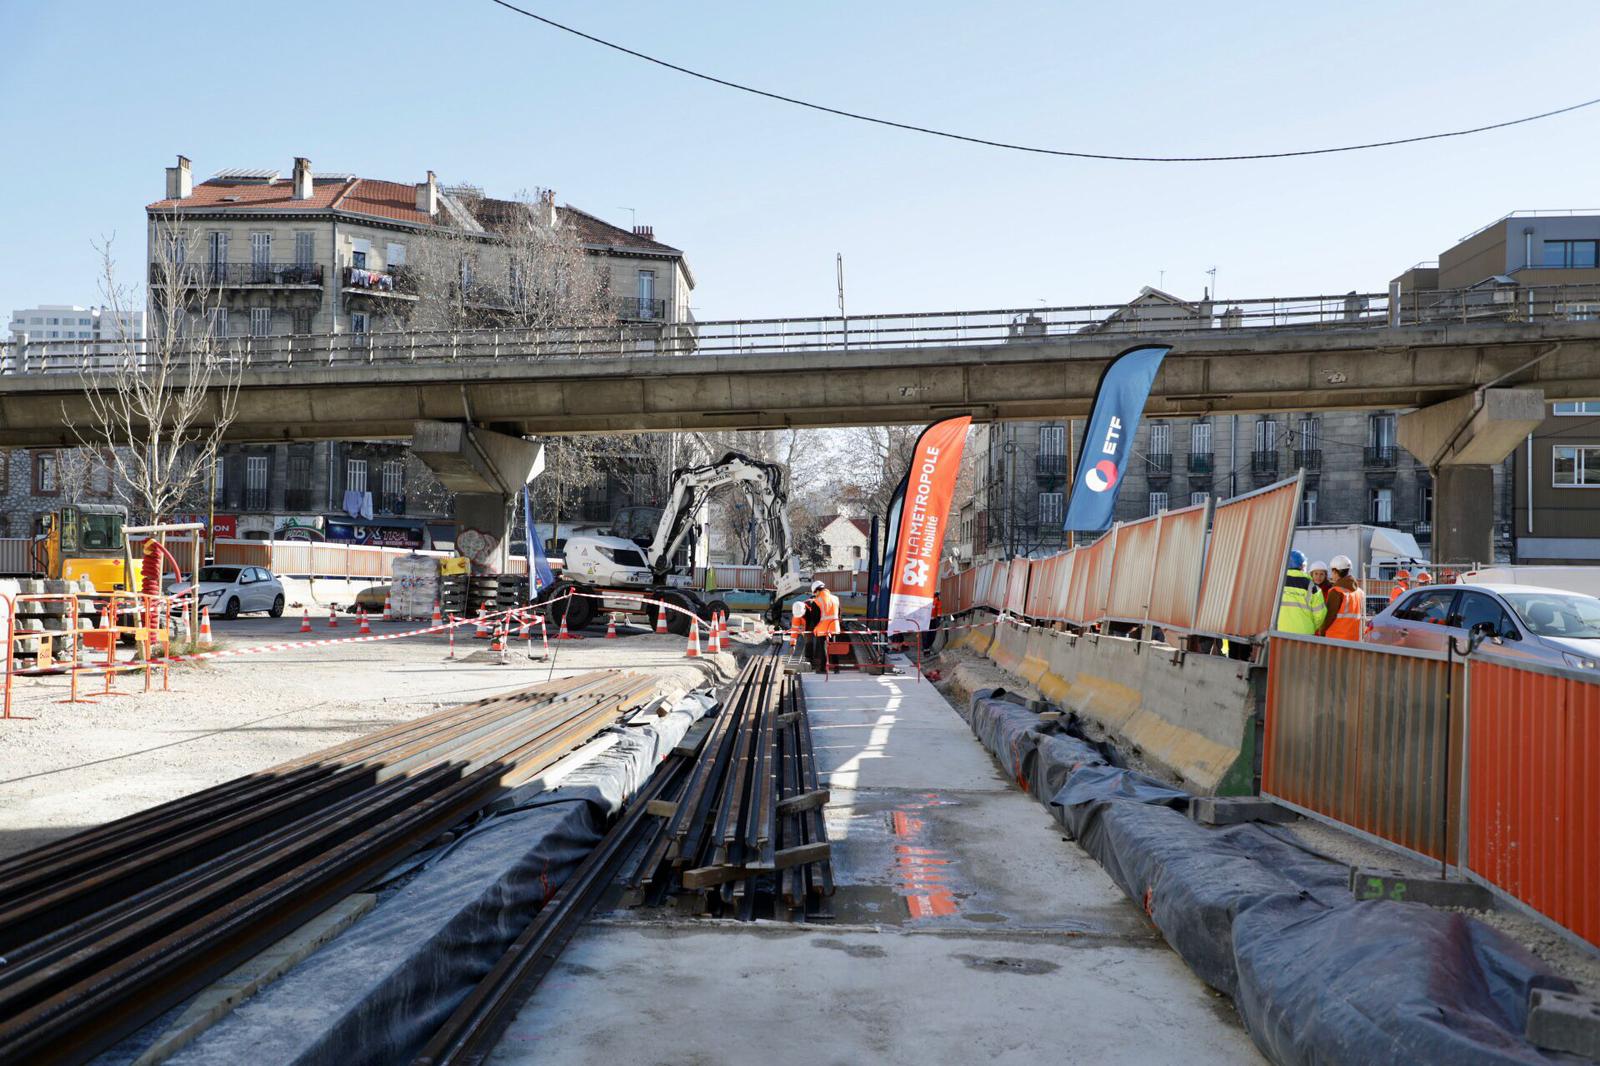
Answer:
[
  {"xmin": 814, "ymin": 589, "xmax": 841, "ymax": 636},
  {"xmin": 1388, "ymin": 581, "xmax": 1409, "ymax": 602},
  {"xmin": 1325, "ymin": 585, "xmax": 1365, "ymax": 641}
]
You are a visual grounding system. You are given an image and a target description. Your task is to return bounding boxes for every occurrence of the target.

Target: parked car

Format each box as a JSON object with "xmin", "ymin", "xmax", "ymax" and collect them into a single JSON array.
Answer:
[
  {"xmin": 168, "ymin": 565, "xmax": 286, "ymax": 619},
  {"xmin": 1366, "ymin": 582, "xmax": 1600, "ymax": 671}
]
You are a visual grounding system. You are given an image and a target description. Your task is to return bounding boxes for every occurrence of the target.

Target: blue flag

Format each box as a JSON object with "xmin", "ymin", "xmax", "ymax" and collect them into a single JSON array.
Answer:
[
  {"xmin": 523, "ymin": 486, "xmax": 555, "ymax": 594},
  {"xmin": 1062, "ymin": 344, "xmax": 1171, "ymax": 532}
]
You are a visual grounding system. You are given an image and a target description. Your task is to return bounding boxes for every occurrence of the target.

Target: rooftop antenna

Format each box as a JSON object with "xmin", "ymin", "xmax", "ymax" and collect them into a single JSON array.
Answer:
[
  {"xmin": 1158, "ymin": 269, "xmax": 1166, "ymax": 289},
  {"xmin": 1206, "ymin": 266, "xmax": 1218, "ymax": 297},
  {"xmin": 619, "ymin": 206, "xmax": 637, "ymax": 229}
]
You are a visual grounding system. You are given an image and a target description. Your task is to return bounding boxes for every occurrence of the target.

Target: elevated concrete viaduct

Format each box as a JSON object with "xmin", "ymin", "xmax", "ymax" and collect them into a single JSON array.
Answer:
[{"xmin": 2, "ymin": 315, "xmax": 1597, "ymax": 564}]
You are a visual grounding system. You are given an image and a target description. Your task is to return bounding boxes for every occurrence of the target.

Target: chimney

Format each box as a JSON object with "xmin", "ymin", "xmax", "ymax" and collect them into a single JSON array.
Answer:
[
  {"xmin": 292, "ymin": 156, "xmax": 312, "ymax": 200},
  {"xmin": 416, "ymin": 170, "xmax": 438, "ymax": 216},
  {"xmin": 539, "ymin": 188, "xmax": 557, "ymax": 227},
  {"xmin": 633, "ymin": 224, "xmax": 654, "ymax": 240},
  {"xmin": 165, "ymin": 155, "xmax": 192, "ymax": 200}
]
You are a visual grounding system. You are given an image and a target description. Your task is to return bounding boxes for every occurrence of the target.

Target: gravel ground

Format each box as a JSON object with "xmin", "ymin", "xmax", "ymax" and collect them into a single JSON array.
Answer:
[{"xmin": 0, "ymin": 613, "xmax": 743, "ymax": 861}]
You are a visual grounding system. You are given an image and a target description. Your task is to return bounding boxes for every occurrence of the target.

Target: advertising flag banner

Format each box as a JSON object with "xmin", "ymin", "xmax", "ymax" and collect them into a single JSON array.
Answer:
[
  {"xmin": 876, "ymin": 478, "xmax": 906, "ymax": 621},
  {"xmin": 523, "ymin": 486, "xmax": 555, "ymax": 594},
  {"xmin": 886, "ymin": 416, "xmax": 971, "ymax": 633},
  {"xmin": 1062, "ymin": 344, "xmax": 1171, "ymax": 532}
]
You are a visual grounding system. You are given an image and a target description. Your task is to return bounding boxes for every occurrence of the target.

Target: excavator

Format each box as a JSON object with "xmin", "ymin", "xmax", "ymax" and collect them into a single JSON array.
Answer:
[
  {"xmin": 28, "ymin": 504, "xmax": 137, "ymax": 589},
  {"xmin": 548, "ymin": 451, "xmax": 807, "ymax": 632}
]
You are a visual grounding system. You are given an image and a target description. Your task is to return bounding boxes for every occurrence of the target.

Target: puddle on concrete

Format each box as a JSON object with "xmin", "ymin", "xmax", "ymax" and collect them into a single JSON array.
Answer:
[
  {"xmin": 951, "ymin": 953, "xmax": 1062, "ymax": 976},
  {"xmin": 812, "ymin": 937, "xmax": 888, "ymax": 959}
]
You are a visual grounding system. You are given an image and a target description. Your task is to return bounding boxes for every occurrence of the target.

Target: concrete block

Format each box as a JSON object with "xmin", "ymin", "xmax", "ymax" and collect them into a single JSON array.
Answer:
[
  {"xmin": 1189, "ymin": 796, "xmax": 1296, "ymax": 827},
  {"xmin": 1348, "ymin": 868, "xmax": 1492, "ymax": 910},
  {"xmin": 1527, "ymin": 987, "xmax": 1600, "ymax": 1059}
]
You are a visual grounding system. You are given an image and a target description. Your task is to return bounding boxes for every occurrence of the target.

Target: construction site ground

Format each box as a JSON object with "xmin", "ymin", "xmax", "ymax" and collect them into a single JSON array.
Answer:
[
  {"xmin": 0, "ymin": 614, "xmax": 732, "ymax": 862},
  {"xmin": 488, "ymin": 660, "xmax": 1262, "ymax": 1065}
]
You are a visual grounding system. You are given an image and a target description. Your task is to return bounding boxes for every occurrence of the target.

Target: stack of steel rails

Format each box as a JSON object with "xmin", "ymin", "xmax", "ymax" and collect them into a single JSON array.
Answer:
[
  {"xmin": 0, "ymin": 670, "xmax": 656, "ymax": 1066},
  {"xmin": 626, "ymin": 651, "xmax": 833, "ymax": 920}
]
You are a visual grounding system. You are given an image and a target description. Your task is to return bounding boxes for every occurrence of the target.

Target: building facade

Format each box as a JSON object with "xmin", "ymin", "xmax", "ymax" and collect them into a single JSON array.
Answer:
[
  {"xmin": 8, "ymin": 305, "xmax": 146, "ymax": 346},
  {"xmin": 144, "ymin": 156, "xmax": 695, "ymax": 547},
  {"xmin": 816, "ymin": 515, "xmax": 870, "ymax": 570}
]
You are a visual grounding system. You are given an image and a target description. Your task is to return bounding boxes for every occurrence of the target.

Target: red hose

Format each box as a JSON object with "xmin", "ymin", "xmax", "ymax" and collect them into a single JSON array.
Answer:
[{"xmin": 139, "ymin": 540, "xmax": 185, "ymax": 599}]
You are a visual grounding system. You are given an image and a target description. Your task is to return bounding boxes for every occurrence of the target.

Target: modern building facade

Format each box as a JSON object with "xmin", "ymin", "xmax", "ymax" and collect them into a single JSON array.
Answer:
[
  {"xmin": 144, "ymin": 156, "xmax": 695, "ymax": 546},
  {"xmin": 8, "ymin": 305, "xmax": 146, "ymax": 345}
]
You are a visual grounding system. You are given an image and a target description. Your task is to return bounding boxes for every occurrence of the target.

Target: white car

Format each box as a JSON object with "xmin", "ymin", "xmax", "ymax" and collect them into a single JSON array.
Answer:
[
  {"xmin": 1367, "ymin": 582, "xmax": 1600, "ymax": 672},
  {"xmin": 169, "ymin": 565, "xmax": 286, "ymax": 619}
]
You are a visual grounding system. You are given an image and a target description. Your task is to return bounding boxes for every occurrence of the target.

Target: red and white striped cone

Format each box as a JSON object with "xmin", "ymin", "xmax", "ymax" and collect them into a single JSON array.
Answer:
[
  {"xmin": 517, "ymin": 610, "xmax": 531, "ymax": 640},
  {"xmin": 605, "ymin": 614, "xmax": 618, "ymax": 639},
  {"xmin": 474, "ymin": 607, "xmax": 490, "ymax": 640},
  {"xmin": 300, "ymin": 607, "xmax": 312, "ymax": 633},
  {"xmin": 685, "ymin": 620, "xmax": 701, "ymax": 659},
  {"xmin": 655, "ymin": 606, "xmax": 668, "ymax": 634},
  {"xmin": 358, "ymin": 608, "xmax": 371, "ymax": 635},
  {"xmin": 557, "ymin": 615, "xmax": 572, "ymax": 641},
  {"xmin": 327, "ymin": 606, "xmax": 339, "ymax": 629},
  {"xmin": 199, "ymin": 606, "xmax": 214, "ymax": 644},
  {"xmin": 382, "ymin": 596, "xmax": 393, "ymax": 622},
  {"xmin": 431, "ymin": 601, "xmax": 443, "ymax": 625},
  {"xmin": 489, "ymin": 620, "xmax": 506, "ymax": 654}
]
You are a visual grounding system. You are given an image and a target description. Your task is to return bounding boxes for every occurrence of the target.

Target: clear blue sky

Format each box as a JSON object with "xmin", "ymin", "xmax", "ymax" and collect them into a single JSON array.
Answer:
[{"xmin": 4, "ymin": 1, "xmax": 1599, "ymax": 320}]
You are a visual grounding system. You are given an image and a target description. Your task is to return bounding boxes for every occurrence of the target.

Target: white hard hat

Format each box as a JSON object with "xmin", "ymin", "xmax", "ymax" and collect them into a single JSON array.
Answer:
[
  {"xmin": 810, "ymin": 580, "xmax": 825, "ymax": 592},
  {"xmin": 1330, "ymin": 554, "xmax": 1353, "ymax": 572},
  {"xmin": 792, "ymin": 601, "xmax": 806, "ymax": 616},
  {"xmin": 1309, "ymin": 560, "xmax": 1329, "ymax": 574}
]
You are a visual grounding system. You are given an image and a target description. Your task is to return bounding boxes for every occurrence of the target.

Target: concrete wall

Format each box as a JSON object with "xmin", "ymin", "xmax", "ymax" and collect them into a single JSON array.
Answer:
[
  {"xmin": 952, "ymin": 618, "xmax": 1265, "ymax": 796},
  {"xmin": 1512, "ymin": 404, "xmax": 1600, "ymax": 560}
]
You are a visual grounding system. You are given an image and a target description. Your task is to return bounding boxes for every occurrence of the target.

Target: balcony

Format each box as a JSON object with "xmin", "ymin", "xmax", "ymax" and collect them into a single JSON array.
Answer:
[
  {"xmin": 1145, "ymin": 453, "xmax": 1173, "ymax": 478},
  {"xmin": 1293, "ymin": 448, "xmax": 1322, "ymax": 471},
  {"xmin": 579, "ymin": 498, "xmax": 610, "ymax": 523},
  {"xmin": 1187, "ymin": 453, "xmax": 1214, "ymax": 474},
  {"xmin": 243, "ymin": 488, "xmax": 270, "ymax": 512},
  {"xmin": 1251, "ymin": 450, "xmax": 1280, "ymax": 477},
  {"xmin": 342, "ymin": 265, "xmax": 417, "ymax": 300},
  {"xmin": 1035, "ymin": 453, "xmax": 1068, "ymax": 477},
  {"xmin": 378, "ymin": 492, "xmax": 406, "ymax": 516},
  {"xmin": 154, "ymin": 261, "xmax": 324, "ymax": 288},
  {"xmin": 1365, "ymin": 445, "xmax": 1399, "ymax": 468},
  {"xmin": 616, "ymin": 296, "xmax": 669, "ymax": 321}
]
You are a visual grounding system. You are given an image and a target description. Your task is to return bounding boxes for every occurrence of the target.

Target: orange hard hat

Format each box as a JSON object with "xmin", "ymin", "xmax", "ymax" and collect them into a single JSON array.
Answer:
[
  {"xmin": 1396, "ymin": 569, "xmax": 1411, "ymax": 580},
  {"xmin": 1416, "ymin": 571, "xmax": 1433, "ymax": 584}
]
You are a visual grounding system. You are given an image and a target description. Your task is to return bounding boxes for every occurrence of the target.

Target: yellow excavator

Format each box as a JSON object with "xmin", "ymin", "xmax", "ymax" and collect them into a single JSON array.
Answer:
[{"xmin": 33, "ymin": 504, "xmax": 139, "ymax": 591}]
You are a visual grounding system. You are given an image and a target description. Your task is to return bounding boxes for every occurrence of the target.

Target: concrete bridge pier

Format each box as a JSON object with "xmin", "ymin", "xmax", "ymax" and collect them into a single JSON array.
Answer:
[
  {"xmin": 1399, "ymin": 388, "xmax": 1545, "ymax": 566},
  {"xmin": 409, "ymin": 420, "xmax": 543, "ymax": 572}
]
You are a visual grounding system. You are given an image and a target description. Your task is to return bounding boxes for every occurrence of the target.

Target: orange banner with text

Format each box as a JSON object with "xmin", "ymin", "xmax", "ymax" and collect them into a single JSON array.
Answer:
[{"xmin": 886, "ymin": 416, "xmax": 971, "ymax": 633}]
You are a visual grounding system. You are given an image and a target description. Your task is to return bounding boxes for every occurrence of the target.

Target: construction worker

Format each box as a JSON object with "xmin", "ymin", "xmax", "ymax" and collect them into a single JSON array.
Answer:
[
  {"xmin": 1415, "ymin": 570, "xmax": 1433, "ymax": 586},
  {"xmin": 924, "ymin": 590, "xmax": 943, "ymax": 652},
  {"xmin": 1277, "ymin": 549, "xmax": 1327, "ymax": 635},
  {"xmin": 1389, "ymin": 569, "xmax": 1411, "ymax": 603},
  {"xmin": 1320, "ymin": 554, "xmax": 1365, "ymax": 641},
  {"xmin": 1309, "ymin": 560, "xmax": 1331, "ymax": 597},
  {"xmin": 789, "ymin": 599, "xmax": 808, "ymax": 650},
  {"xmin": 809, "ymin": 580, "xmax": 841, "ymax": 673}
]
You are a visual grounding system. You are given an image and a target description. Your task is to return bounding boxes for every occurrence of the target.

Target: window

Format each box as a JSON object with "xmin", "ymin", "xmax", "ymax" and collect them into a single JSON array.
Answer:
[
  {"xmin": 47, "ymin": 317, "xmax": 58, "ymax": 325},
  {"xmin": 246, "ymin": 455, "xmax": 269, "ymax": 510},
  {"xmin": 208, "ymin": 231, "xmax": 228, "ymax": 266},
  {"xmin": 1418, "ymin": 482, "xmax": 1434, "ymax": 525},
  {"xmin": 32, "ymin": 450, "xmax": 58, "ymax": 495},
  {"xmin": 1190, "ymin": 421, "xmax": 1212, "ymax": 454},
  {"xmin": 211, "ymin": 308, "xmax": 229, "ymax": 337},
  {"xmin": 292, "ymin": 308, "xmax": 314, "ymax": 336},
  {"xmin": 350, "ymin": 312, "xmax": 369, "ymax": 335},
  {"xmin": 346, "ymin": 458, "xmax": 368, "ymax": 494},
  {"xmin": 1254, "ymin": 418, "xmax": 1279, "ymax": 452},
  {"xmin": 294, "ymin": 231, "xmax": 315, "ymax": 267},
  {"xmin": 1554, "ymin": 401, "xmax": 1600, "ymax": 415},
  {"xmin": 508, "ymin": 260, "xmax": 526, "ymax": 303},
  {"xmin": 1453, "ymin": 591, "xmax": 1515, "ymax": 636},
  {"xmin": 1369, "ymin": 486, "xmax": 1393, "ymax": 523},
  {"xmin": 250, "ymin": 308, "xmax": 272, "ymax": 337},
  {"xmin": 1147, "ymin": 491, "xmax": 1168, "ymax": 516},
  {"xmin": 1300, "ymin": 488, "xmax": 1318, "ymax": 525},
  {"xmin": 1039, "ymin": 425, "xmax": 1065, "ymax": 456},
  {"xmin": 1190, "ymin": 491, "xmax": 1208, "ymax": 507},
  {"xmin": 382, "ymin": 458, "xmax": 404, "ymax": 497},
  {"xmin": 1368, "ymin": 413, "xmax": 1396, "ymax": 448},
  {"xmin": 1038, "ymin": 492, "xmax": 1063, "ymax": 525},
  {"xmin": 1396, "ymin": 588, "xmax": 1457, "ymax": 624},
  {"xmin": 385, "ymin": 242, "xmax": 406, "ymax": 267},
  {"xmin": 250, "ymin": 232, "xmax": 271, "ymax": 270},
  {"xmin": 1298, "ymin": 417, "xmax": 1320, "ymax": 449},
  {"xmin": 1553, "ymin": 445, "xmax": 1600, "ymax": 487},
  {"xmin": 1541, "ymin": 239, "xmax": 1599, "ymax": 269},
  {"xmin": 458, "ymin": 256, "xmax": 474, "ymax": 290},
  {"xmin": 351, "ymin": 237, "xmax": 371, "ymax": 270},
  {"xmin": 1148, "ymin": 421, "xmax": 1170, "ymax": 456}
]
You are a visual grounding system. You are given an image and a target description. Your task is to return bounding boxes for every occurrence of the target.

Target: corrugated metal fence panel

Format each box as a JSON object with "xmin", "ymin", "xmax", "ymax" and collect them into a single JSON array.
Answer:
[
  {"xmin": 1105, "ymin": 516, "xmax": 1160, "ymax": 623},
  {"xmin": 1147, "ymin": 502, "xmax": 1208, "ymax": 631},
  {"xmin": 809, "ymin": 569, "xmax": 855, "ymax": 593},
  {"xmin": 0, "ymin": 538, "xmax": 35, "ymax": 574},
  {"xmin": 212, "ymin": 540, "xmax": 271, "ymax": 568},
  {"xmin": 1194, "ymin": 478, "xmax": 1299, "ymax": 639},
  {"xmin": 1264, "ymin": 635, "xmax": 1460, "ymax": 863},
  {"xmin": 1004, "ymin": 558, "xmax": 1030, "ymax": 616},
  {"xmin": 959, "ymin": 567, "xmax": 976, "ymax": 613},
  {"xmin": 989, "ymin": 560, "xmax": 1011, "ymax": 611},
  {"xmin": 1468, "ymin": 659, "xmax": 1600, "ymax": 948},
  {"xmin": 696, "ymin": 566, "xmax": 772, "ymax": 591},
  {"xmin": 1024, "ymin": 551, "xmax": 1075, "ymax": 621}
]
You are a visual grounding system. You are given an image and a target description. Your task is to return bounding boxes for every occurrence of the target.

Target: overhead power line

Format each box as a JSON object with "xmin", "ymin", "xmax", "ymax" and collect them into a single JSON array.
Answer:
[{"xmin": 487, "ymin": 0, "xmax": 1600, "ymax": 162}]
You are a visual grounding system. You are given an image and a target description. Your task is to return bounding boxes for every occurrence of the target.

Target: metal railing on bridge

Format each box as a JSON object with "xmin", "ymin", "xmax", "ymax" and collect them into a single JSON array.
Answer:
[{"xmin": 7, "ymin": 281, "xmax": 1600, "ymax": 375}]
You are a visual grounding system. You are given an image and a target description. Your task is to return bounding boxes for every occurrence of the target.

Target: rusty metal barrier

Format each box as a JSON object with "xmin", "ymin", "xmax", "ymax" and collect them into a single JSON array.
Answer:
[
  {"xmin": 1193, "ymin": 475, "xmax": 1303, "ymax": 641},
  {"xmin": 1146, "ymin": 499, "xmax": 1210, "ymax": 631},
  {"xmin": 1003, "ymin": 558, "xmax": 1030, "ymax": 616},
  {"xmin": 1104, "ymin": 513, "xmax": 1161, "ymax": 625},
  {"xmin": 1466, "ymin": 657, "xmax": 1600, "ymax": 948},
  {"xmin": 1263, "ymin": 633, "xmax": 1461, "ymax": 864}
]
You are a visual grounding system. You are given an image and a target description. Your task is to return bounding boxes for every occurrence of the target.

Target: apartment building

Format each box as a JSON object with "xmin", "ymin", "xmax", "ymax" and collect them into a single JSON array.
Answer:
[
  {"xmin": 146, "ymin": 156, "xmax": 695, "ymax": 546},
  {"xmin": 8, "ymin": 304, "xmax": 146, "ymax": 345},
  {"xmin": 1394, "ymin": 211, "xmax": 1600, "ymax": 563}
]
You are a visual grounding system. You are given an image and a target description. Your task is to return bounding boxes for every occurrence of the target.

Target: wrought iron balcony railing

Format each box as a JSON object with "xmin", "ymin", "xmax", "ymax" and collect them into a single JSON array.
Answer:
[
  {"xmin": 153, "ymin": 261, "xmax": 325, "ymax": 287},
  {"xmin": 1293, "ymin": 448, "xmax": 1322, "ymax": 470},
  {"xmin": 1251, "ymin": 450, "xmax": 1280, "ymax": 476},
  {"xmin": 1365, "ymin": 445, "xmax": 1399, "ymax": 467},
  {"xmin": 1145, "ymin": 453, "xmax": 1173, "ymax": 475},
  {"xmin": 1035, "ymin": 453, "xmax": 1068, "ymax": 477},
  {"xmin": 1187, "ymin": 453, "xmax": 1214, "ymax": 474},
  {"xmin": 616, "ymin": 297, "xmax": 669, "ymax": 320}
]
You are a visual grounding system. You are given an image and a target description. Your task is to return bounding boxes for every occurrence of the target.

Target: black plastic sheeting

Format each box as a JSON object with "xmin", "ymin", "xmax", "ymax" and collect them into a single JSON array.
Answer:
[
  {"xmin": 98, "ymin": 695, "xmax": 711, "ymax": 1066},
  {"xmin": 967, "ymin": 688, "xmax": 1584, "ymax": 1066}
]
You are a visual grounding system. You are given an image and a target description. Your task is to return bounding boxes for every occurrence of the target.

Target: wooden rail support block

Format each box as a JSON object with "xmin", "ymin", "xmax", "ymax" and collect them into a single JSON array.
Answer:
[{"xmin": 777, "ymin": 789, "xmax": 829, "ymax": 815}]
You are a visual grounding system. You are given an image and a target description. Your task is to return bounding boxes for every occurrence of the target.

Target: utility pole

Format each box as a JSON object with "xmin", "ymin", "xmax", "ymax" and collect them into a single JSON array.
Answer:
[{"xmin": 836, "ymin": 253, "xmax": 848, "ymax": 352}]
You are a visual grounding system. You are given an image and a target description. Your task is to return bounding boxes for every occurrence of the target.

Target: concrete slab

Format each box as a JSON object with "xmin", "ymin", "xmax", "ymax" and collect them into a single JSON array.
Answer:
[{"xmin": 487, "ymin": 923, "xmax": 1259, "ymax": 1066}]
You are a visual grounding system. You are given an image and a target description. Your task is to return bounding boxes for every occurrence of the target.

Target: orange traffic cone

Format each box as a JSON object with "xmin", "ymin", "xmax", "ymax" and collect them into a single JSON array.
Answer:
[
  {"xmin": 431, "ymin": 601, "xmax": 443, "ymax": 625},
  {"xmin": 685, "ymin": 620, "xmax": 701, "ymax": 659},
  {"xmin": 300, "ymin": 607, "xmax": 312, "ymax": 633},
  {"xmin": 605, "ymin": 614, "xmax": 618, "ymax": 639},
  {"xmin": 655, "ymin": 605, "xmax": 668, "ymax": 634},
  {"xmin": 328, "ymin": 606, "xmax": 339, "ymax": 628},
  {"xmin": 489, "ymin": 621, "xmax": 505, "ymax": 654},
  {"xmin": 557, "ymin": 614, "xmax": 576, "ymax": 640},
  {"xmin": 474, "ymin": 607, "xmax": 490, "ymax": 639},
  {"xmin": 382, "ymin": 596, "xmax": 392, "ymax": 622},
  {"xmin": 199, "ymin": 606, "xmax": 214, "ymax": 644},
  {"xmin": 358, "ymin": 608, "xmax": 371, "ymax": 635},
  {"xmin": 517, "ymin": 610, "xmax": 531, "ymax": 639}
]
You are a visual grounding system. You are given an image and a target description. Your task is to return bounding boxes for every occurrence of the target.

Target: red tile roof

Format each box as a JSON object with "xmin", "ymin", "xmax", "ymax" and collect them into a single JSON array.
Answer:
[{"xmin": 147, "ymin": 177, "xmax": 351, "ymax": 213}]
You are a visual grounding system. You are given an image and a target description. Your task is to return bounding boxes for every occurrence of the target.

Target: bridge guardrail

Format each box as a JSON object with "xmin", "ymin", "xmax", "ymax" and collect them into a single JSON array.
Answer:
[{"xmin": 9, "ymin": 282, "xmax": 1600, "ymax": 375}]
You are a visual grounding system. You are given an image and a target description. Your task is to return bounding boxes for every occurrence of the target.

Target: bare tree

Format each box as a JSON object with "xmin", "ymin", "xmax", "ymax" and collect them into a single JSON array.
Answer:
[{"xmin": 68, "ymin": 224, "xmax": 242, "ymax": 525}]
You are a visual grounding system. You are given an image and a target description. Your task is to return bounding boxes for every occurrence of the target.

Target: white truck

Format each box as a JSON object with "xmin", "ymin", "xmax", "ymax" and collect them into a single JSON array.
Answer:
[
  {"xmin": 1457, "ymin": 565, "xmax": 1600, "ymax": 598},
  {"xmin": 539, "ymin": 451, "xmax": 807, "ymax": 633},
  {"xmin": 1292, "ymin": 524, "xmax": 1427, "ymax": 581}
]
